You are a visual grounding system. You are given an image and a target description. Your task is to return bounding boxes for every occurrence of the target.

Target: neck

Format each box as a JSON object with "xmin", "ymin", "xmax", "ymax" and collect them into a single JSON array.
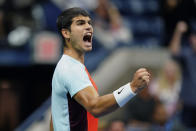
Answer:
[{"xmin": 63, "ymin": 47, "xmax": 85, "ymax": 64}]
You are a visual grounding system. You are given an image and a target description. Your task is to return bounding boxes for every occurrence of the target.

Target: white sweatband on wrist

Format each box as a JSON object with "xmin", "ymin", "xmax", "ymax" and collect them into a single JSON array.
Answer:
[{"xmin": 113, "ymin": 83, "xmax": 136, "ymax": 107}]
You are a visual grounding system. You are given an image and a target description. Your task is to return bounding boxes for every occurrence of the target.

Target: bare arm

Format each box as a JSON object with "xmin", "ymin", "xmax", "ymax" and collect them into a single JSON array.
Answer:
[
  {"xmin": 169, "ymin": 21, "xmax": 188, "ymax": 55},
  {"xmin": 74, "ymin": 86, "xmax": 118, "ymax": 117},
  {"xmin": 74, "ymin": 68, "xmax": 150, "ymax": 118}
]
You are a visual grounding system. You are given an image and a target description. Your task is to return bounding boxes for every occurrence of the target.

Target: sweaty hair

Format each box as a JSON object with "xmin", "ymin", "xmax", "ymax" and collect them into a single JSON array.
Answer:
[{"xmin": 56, "ymin": 7, "xmax": 91, "ymax": 46}]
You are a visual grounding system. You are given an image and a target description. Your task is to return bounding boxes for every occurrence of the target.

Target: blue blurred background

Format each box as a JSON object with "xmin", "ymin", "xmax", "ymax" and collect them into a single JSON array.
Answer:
[{"xmin": 0, "ymin": 0, "xmax": 196, "ymax": 131}]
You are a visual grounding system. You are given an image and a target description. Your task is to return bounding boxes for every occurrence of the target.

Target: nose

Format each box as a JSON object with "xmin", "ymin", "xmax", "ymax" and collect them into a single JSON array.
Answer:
[
  {"xmin": 86, "ymin": 27, "xmax": 92, "ymax": 32},
  {"xmin": 85, "ymin": 23, "xmax": 93, "ymax": 31}
]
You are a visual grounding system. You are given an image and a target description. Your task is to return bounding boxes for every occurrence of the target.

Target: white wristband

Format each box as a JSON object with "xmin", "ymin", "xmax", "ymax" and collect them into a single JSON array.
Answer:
[{"xmin": 113, "ymin": 83, "xmax": 136, "ymax": 107}]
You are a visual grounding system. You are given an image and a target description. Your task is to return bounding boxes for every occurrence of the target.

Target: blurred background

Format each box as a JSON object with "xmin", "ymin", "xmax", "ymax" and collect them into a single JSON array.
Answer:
[{"xmin": 0, "ymin": 0, "xmax": 196, "ymax": 131}]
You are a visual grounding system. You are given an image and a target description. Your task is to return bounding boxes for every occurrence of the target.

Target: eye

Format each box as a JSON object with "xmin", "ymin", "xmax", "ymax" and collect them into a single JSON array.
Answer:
[
  {"xmin": 77, "ymin": 20, "xmax": 85, "ymax": 25},
  {"xmin": 88, "ymin": 21, "xmax": 92, "ymax": 25}
]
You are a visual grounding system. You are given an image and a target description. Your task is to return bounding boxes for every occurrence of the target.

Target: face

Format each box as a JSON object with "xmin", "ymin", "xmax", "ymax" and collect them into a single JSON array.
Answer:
[
  {"xmin": 164, "ymin": 61, "xmax": 178, "ymax": 82},
  {"xmin": 166, "ymin": 0, "xmax": 178, "ymax": 9},
  {"xmin": 108, "ymin": 121, "xmax": 125, "ymax": 131},
  {"xmin": 66, "ymin": 15, "xmax": 93, "ymax": 53}
]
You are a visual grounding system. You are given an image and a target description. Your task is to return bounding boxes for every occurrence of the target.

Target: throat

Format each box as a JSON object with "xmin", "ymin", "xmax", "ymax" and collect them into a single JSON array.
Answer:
[{"xmin": 64, "ymin": 48, "xmax": 85, "ymax": 64}]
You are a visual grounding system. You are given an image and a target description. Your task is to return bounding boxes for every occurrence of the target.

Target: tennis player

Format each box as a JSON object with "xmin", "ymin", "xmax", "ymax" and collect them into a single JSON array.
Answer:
[{"xmin": 51, "ymin": 7, "xmax": 151, "ymax": 131}]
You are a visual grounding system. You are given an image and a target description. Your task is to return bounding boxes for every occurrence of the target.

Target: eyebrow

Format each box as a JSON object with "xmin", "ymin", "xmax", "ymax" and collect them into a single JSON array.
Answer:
[
  {"xmin": 75, "ymin": 19, "xmax": 92, "ymax": 24},
  {"xmin": 76, "ymin": 19, "xmax": 85, "ymax": 23}
]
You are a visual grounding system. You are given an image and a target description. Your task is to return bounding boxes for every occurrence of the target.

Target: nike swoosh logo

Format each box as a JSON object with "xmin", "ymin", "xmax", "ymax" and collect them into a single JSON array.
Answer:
[{"xmin": 118, "ymin": 88, "xmax": 124, "ymax": 94}]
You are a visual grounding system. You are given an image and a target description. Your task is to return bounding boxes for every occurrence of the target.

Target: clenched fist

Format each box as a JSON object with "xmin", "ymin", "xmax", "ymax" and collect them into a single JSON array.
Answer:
[
  {"xmin": 175, "ymin": 21, "xmax": 188, "ymax": 34},
  {"xmin": 130, "ymin": 68, "xmax": 151, "ymax": 93}
]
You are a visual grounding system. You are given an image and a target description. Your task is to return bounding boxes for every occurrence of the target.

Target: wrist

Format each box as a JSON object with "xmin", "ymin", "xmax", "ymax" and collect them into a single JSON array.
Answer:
[
  {"xmin": 174, "ymin": 30, "xmax": 184, "ymax": 36},
  {"xmin": 130, "ymin": 82, "xmax": 140, "ymax": 94},
  {"xmin": 113, "ymin": 83, "xmax": 136, "ymax": 107}
]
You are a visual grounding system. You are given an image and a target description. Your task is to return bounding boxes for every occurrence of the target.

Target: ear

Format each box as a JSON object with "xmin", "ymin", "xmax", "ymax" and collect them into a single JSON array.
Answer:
[{"xmin": 61, "ymin": 29, "xmax": 70, "ymax": 39}]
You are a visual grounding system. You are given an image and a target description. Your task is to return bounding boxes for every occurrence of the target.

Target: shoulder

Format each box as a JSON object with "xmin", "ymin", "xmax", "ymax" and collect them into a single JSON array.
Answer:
[
  {"xmin": 54, "ymin": 55, "xmax": 87, "ymax": 79},
  {"xmin": 180, "ymin": 45, "xmax": 194, "ymax": 58}
]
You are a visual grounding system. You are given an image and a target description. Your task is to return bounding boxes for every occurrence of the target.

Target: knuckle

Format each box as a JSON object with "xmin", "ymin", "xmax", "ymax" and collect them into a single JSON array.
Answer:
[
  {"xmin": 137, "ymin": 68, "xmax": 145, "ymax": 72},
  {"xmin": 138, "ymin": 75, "xmax": 142, "ymax": 80},
  {"xmin": 137, "ymin": 73, "xmax": 142, "ymax": 77},
  {"xmin": 136, "ymin": 70, "xmax": 140, "ymax": 73},
  {"xmin": 147, "ymin": 73, "xmax": 150, "ymax": 76}
]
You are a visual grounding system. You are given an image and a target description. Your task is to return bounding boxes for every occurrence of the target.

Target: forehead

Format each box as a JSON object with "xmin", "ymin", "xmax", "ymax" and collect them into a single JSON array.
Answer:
[{"xmin": 72, "ymin": 15, "xmax": 91, "ymax": 22}]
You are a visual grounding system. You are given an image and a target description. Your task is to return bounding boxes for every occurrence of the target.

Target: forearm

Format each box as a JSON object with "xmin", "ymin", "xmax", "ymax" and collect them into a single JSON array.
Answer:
[
  {"xmin": 169, "ymin": 21, "xmax": 188, "ymax": 55},
  {"xmin": 169, "ymin": 31, "xmax": 182, "ymax": 55},
  {"xmin": 88, "ymin": 93, "xmax": 118, "ymax": 117}
]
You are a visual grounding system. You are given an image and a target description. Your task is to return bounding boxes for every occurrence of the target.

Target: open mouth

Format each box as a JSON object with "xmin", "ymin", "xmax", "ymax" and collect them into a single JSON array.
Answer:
[{"xmin": 83, "ymin": 33, "xmax": 92, "ymax": 43}]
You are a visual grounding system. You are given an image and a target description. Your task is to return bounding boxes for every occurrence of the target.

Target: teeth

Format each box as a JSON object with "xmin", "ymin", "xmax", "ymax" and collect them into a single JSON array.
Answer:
[{"xmin": 86, "ymin": 32, "xmax": 92, "ymax": 36}]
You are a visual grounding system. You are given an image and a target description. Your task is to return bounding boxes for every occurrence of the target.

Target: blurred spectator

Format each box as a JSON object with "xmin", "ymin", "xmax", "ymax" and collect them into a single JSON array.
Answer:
[
  {"xmin": 107, "ymin": 119, "xmax": 125, "ymax": 131},
  {"xmin": 51, "ymin": 0, "xmax": 98, "ymax": 11},
  {"xmin": 92, "ymin": 0, "xmax": 133, "ymax": 49},
  {"xmin": 152, "ymin": 102, "xmax": 168, "ymax": 130},
  {"xmin": 160, "ymin": 0, "xmax": 196, "ymax": 46},
  {"xmin": 152, "ymin": 102, "xmax": 168, "ymax": 126},
  {"xmin": 0, "ymin": 80, "xmax": 20, "ymax": 131},
  {"xmin": 0, "ymin": 9, "xmax": 10, "ymax": 48},
  {"xmin": 169, "ymin": 21, "xmax": 196, "ymax": 129},
  {"xmin": 0, "ymin": 0, "xmax": 35, "ymax": 48},
  {"xmin": 32, "ymin": 0, "xmax": 61, "ymax": 31},
  {"xmin": 85, "ymin": 0, "xmax": 133, "ymax": 72},
  {"xmin": 125, "ymin": 88, "xmax": 157, "ymax": 131},
  {"xmin": 0, "ymin": 10, "xmax": 5, "ymax": 39},
  {"xmin": 149, "ymin": 60, "xmax": 181, "ymax": 118}
]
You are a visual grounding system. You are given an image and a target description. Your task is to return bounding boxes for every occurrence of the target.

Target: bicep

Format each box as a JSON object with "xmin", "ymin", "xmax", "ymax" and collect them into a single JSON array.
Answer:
[{"xmin": 73, "ymin": 86, "xmax": 99, "ymax": 111}]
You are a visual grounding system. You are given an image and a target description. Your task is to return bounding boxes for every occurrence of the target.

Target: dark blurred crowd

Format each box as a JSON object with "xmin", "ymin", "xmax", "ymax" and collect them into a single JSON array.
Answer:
[{"xmin": 1, "ymin": 0, "xmax": 196, "ymax": 130}]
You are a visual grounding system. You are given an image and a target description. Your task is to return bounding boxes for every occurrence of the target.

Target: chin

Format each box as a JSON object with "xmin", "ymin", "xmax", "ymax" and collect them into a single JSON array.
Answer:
[{"xmin": 85, "ymin": 47, "xmax": 92, "ymax": 52}]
